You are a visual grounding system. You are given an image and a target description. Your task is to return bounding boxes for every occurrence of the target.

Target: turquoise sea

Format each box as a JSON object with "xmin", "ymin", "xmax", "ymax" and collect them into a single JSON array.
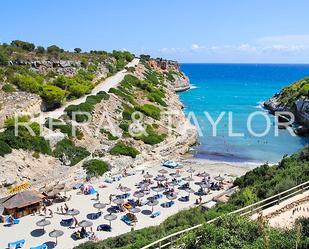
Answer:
[{"xmin": 179, "ymin": 64, "xmax": 309, "ymax": 164}]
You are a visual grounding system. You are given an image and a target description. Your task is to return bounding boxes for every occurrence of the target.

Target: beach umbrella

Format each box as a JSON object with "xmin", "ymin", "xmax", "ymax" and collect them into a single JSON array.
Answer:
[
  {"xmin": 166, "ymin": 194, "xmax": 177, "ymax": 201},
  {"xmin": 93, "ymin": 202, "xmax": 106, "ymax": 211},
  {"xmin": 143, "ymin": 173, "xmax": 153, "ymax": 179},
  {"xmin": 120, "ymin": 186, "xmax": 131, "ymax": 194},
  {"xmin": 128, "ymin": 207, "xmax": 141, "ymax": 214},
  {"xmin": 215, "ymin": 175, "xmax": 225, "ymax": 182},
  {"xmin": 152, "ymin": 186, "xmax": 165, "ymax": 198},
  {"xmin": 49, "ymin": 229, "xmax": 64, "ymax": 245},
  {"xmin": 168, "ymin": 181, "xmax": 178, "ymax": 186},
  {"xmin": 199, "ymin": 172, "xmax": 210, "ymax": 178},
  {"xmin": 113, "ymin": 198, "xmax": 124, "ymax": 205},
  {"xmin": 133, "ymin": 191, "xmax": 145, "ymax": 199},
  {"xmin": 199, "ymin": 183, "xmax": 209, "ymax": 189},
  {"xmin": 185, "ymin": 188, "xmax": 195, "ymax": 200},
  {"xmin": 104, "ymin": 213, "xmax": 117, "ymax": 227},
  {"xmin": 147, "ymin": 199, "xmax": 159, "ymax": 212},
  {"xmin": 183, "ymin": 176, "xmax": 194, "ymax": 182},
  {"xmin": 187, "ymin": 167, "xmax": 195, "ymax": 178},
  {"xmin": 78, "ymin": 220, "xmax": 93, "ymax": 228},
  {"xmin": 139, "ymin": 182, "xmax": 150, "ymax": 189},
  {"xmin": 158, "ymin": 169, "xmax": 168, "ymax": 174},
  {"xmin": 66, "ymin": 209, "xmax": 80, "ymax": 217},
  {"xmin": 36, "ymin": 219, "xmax": 51, "ymax": 232},
  {"xmin": 170, "ymin": 172, "xmax": 181, "ymax": 178},
  {"xmin": 154, "ymin": 175, "xmax": 167, "ymax": 182}
]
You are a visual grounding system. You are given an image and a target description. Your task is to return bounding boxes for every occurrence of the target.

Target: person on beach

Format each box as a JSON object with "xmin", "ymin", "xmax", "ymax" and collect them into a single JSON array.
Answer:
[
  {"xmin": 48, "ymin": 209, "xmax": 53, "ymax": 218},
  {"xmin": 74, "ymin": 217, "xmax": 78, "ymax": 228},
  {"xmin": 109, "ymin": 194, "xmax": 112, "ymax": 204},
  {"xmin": 60, "ymin": 206, "xmax": 64, "ymax": 214},
  {"xmin": 96, "ymin": 192, "xmax": 100, "ymax": 201},
  {"xmin": 64, "ymin": 203, "xmax": 69, "ymax": 213}
]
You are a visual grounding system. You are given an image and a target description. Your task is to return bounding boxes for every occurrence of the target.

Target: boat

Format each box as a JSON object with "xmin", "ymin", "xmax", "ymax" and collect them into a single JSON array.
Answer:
[{"xmin": 162, "ymin": 160, "xmax": 178, "ymax": 169}]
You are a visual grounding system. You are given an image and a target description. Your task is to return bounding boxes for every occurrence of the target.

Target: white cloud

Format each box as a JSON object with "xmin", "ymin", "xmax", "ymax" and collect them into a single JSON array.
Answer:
[
  {"xmin": 191, "ymin": 44, "xmax": 205, "ymax": 50},
  {"xmin": 257, "ymin": 34, "xmax": 309, "ymax": 46}
]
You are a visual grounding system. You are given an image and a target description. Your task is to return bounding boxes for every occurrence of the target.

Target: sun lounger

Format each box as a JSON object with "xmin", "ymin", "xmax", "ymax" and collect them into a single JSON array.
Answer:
[
  {"xmin": 87, "ymin": 211, "xmax": 102, "ymax": 220},
  {"xmin": 6, "ymin": 218, "xmax": 20, "ymax": 225},
  {"xmin": 153, "ymin": 194, "xmax": 163, "ymax": 200},
  {"xmin": 97, "ymin": 224, "xmax": 112, "ymax": 232},
  {"xmin": 121, "ymin": 215, "xmax": 133, "ymax": 226},
  {"xmin": 104, "ymin": 178, "xmax": 113, "ymax": 184},
  {"xmin": 151, "ymin": 211, "xmax": 161, "ymax": 218},
  {"xmin": 60, "ymin": 218, "xmax": 73, "ymax": 227},
  {"xmin": 30, "ymin": 243, "xmax": 47, "ymax": 249},
  {"xmin": 8, "ymin": 239, "xmax": 25, "ymax": 248}
]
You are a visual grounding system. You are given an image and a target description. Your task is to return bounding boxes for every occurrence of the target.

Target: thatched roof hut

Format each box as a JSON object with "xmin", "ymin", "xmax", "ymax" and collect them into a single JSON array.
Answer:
[{"xmin": 0, "ymin": 190, "xmax": 44, "ymax": 218}]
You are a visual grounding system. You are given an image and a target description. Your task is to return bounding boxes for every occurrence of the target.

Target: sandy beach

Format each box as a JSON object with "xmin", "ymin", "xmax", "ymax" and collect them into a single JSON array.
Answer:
[{"xmin": 0, "ymin": 159, "xmax": 256, "ymax": 249}]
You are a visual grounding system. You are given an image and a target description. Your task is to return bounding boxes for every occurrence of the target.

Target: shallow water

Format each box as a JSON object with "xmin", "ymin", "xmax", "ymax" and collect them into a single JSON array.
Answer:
[{"xmin": 179, "ymin": 63, "xmax": 309, "ymax": 163}]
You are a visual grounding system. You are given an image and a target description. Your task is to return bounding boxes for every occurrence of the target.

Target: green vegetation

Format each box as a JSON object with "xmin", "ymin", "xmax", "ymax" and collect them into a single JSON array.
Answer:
[
  {"xmin": 0, "ymin": 40, "xmax": 134, "ymax": 110},
  {"xmin": 136, "ymin": 104, "xmax": 161, "ymax": 120},
  {"xmin": 100, "ymin": 128, "xmax": 119, "ymax": 140},
  {"xmin": 82, "ymin": 159, "xmax": 109, "ymax": 176},
  {"xmin": 165, "ymin": 71, "xmax": 175, "ymax": 82},
  {"xmin": 135, "ymin": 125, "xmax": 166, "ymax": 145},
  {"xmin": 275, "ymin": 77, "xmax": 309, "ymax": 106},
  {"xmin": 180, "ymin": 215, "xmax": 309, "ymax": 249},
  {"xmin": 65, "ymin": 91, "xmax": 109, "ymax": 122},
  {"xmin": 110, "ymin": 143, "xmax": 140, "ymax": 158},
  {"xmin": 53, "ymin": 139, "xmax": 90, "ymax": 166},
  {"xmin": 44, "ymin": 118, "xmax": 83, "ymax": 139},
  {"xmin": 0, "ymin": 116, "xmax": 52, "ymax": 155},
  {"xmin": 2, "ymin": 83, "xmax": 15, "ymax": 93},
  {"xmin": 0, "ymin": 140, "xmax": 12, "ymax": 157},
  {"xmin": 74, "ymin": 147, "xmax": 309, "ymax": 249}
]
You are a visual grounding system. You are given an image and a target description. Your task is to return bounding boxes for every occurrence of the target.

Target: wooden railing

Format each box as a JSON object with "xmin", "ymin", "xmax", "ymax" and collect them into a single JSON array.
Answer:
[{"xmin": 141, "ymin": 180, "xmax": 309, "ymax": 249}]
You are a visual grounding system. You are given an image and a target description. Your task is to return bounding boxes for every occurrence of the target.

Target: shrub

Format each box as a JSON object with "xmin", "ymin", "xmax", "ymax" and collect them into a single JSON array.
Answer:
[
  {"xmin": 100, "ymin": 128, "xmax": 119, "ymax": 140},
  {"xmin": 135, "ymin": 125, "xmax": 166, "ymax": 145},
  {"xmin": 110, "ymin": 143, "xmax": 140, "ymax": 158},
  {"xmin": 36, "ymin": 46, "xmax": 45, "ymax": 54},
  {"xmin": 136, "ymin": 104, "xmax": 161, "ymax": 120},
  {"xmin": 65, "ymin": 91, "xmax": 109, "ymax": 122},
  {"xmin": 44, "ymin": 118, "xmax": 83, "ymax": 139},
  {"xmin": 74, "ymin": 48, "xmax": 82, "ymax": 53},
  {"xmin": 119, "ymin": 121, "xmax": 130, "ymax": 132},
  {"xmin": 53, "ymin": 139, "xmax": 90, "ymax": 166},
  {"xmin": 82, "ymin": 159, "xmax": 109, "ymax": 176},
  {"xmin": 11, "ymin": 40, "xmax": 35, "ymax": 51},
  {"xmin": 2, "ymin": 83, "xmax": 15, "ymax": 93},
  {"xmin": 0, "ymin": 51, "xmax": 9, "ymax": 66},
  {"xmin": 47, "ymin": 45, "xmax": 64, "ymax": 54},
  {"xmin": 0, "ymin": 140, "xmax": 12, "ymax": 156},
  {"xmin": 41, "ymin": 85, "xmax": 67, "ymax": 107}
]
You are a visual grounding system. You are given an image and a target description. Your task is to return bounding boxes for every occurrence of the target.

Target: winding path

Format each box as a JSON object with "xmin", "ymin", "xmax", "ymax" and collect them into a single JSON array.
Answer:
[{"xmin": 33, "ymin": 58, "xmax": 139, "ymax": 123}]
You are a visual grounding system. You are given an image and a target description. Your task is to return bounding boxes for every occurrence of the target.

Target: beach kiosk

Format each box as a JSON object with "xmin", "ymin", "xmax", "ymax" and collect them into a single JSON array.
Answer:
[{"xmin": 0, "ymin": 190, "xmax": 44, "ymax": 218}]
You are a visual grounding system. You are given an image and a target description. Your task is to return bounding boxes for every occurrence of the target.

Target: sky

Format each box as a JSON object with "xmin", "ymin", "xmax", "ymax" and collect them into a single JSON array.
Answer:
[{"xmin": 1, "ymin": 0, "xmax": 309, "ymax": 63}]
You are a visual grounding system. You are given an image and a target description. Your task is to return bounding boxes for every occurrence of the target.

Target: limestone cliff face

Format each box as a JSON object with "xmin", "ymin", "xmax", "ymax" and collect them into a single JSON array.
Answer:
[
  {"xmin": 0, "ymin": 60, "xmax": 197, "ymax": 195},
  {"xmin": 148, "ymin": 59, "xmax": 191, "ymax": 92}
]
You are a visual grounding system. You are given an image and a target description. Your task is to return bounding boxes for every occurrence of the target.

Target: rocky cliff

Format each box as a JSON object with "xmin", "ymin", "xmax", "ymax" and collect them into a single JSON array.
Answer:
[
  {"xmin": 0, "ymin": 58, "xmax": 197, "ymax": 195},
  {"xmin": 264, "ymin": 77, "xmax": 309, "ymax": 135}
]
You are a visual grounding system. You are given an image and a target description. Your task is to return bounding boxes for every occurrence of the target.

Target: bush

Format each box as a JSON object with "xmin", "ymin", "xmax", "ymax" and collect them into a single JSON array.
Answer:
[
  {"xmin": 36, "ymin": 46, "xmax": 45, "ymax": 54},
  {"xmin": 11, "ymin": 40, "xmax": 35, "ymax": 51},
  {"xmin": 110, "ymin": 143, "xmax": 140, "ymax": 158},
  {"xmin": 82, "ymin": 159, "xmax": 109, "ymax": 176},
  {"xmin": 41, "ymin": 85, "xmax": 67, "ymax": 107},
  {"xmin": 2, "ymin": 83, "xmax": 15, "ymax": 93},
  {"xmin": 0, "ymin": 140, "xmax": 12, "ymax": 156},
  {"xmin": 135, "ymin": 125, "xmax": 166, "ymax": 145},
  {"xmin": 0, "ymin": 51, "xmax": 9, "ymax": 66},
  {"xmin": 65, "ymin": 91, "xmax": 109, "ymax": 122},
  {"xmin": 136, "ymin": 104, "xmax": 161, "ymax": 120},
  {"xmin": 100, "ymin": 128, "xmax": 119, "ymax": 140},
  {"xmin": 44, "ymin": 118, "xmax": 83, "ymax": 139},
  {"xmin": 119, "ymin": 121, "xmax": 130, "ymax": 132},
  {"xmin": 53, "ymin": 139, "xmax": 90, "ymax": 166}
]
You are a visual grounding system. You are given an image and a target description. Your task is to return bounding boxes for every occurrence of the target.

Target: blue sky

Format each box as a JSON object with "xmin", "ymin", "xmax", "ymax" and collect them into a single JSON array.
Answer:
[{"xmin": 1, "ymin": 0, "xmax": 309, "ymax": 63}]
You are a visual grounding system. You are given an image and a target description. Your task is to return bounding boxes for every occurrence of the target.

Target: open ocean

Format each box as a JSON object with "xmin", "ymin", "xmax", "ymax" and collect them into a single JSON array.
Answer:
[{"xmin": 179, "ymin": 63, "xmax": 309, "ymax": 164}]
